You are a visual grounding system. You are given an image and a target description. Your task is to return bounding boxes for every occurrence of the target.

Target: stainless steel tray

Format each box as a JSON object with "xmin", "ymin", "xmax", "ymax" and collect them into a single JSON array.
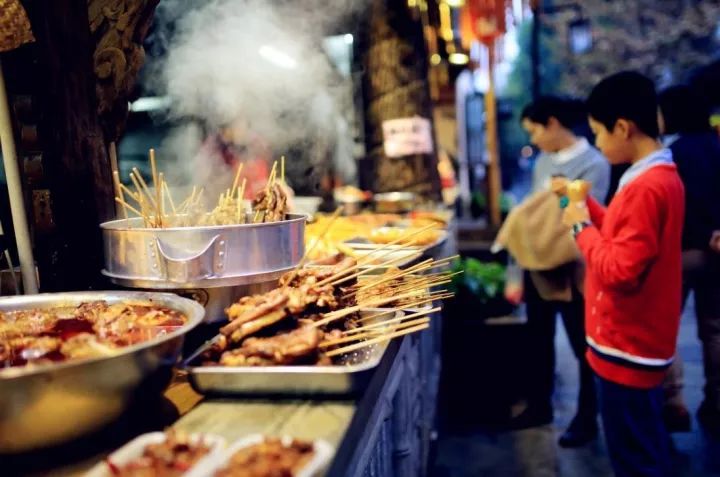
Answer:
[
  {"xmin": 184, "ymin": 310, "xmax": 402, "ymax": 397},
  {"xmin": 0, "ymin": 291, "xmax": 205, "ymax": 453},
  {"xmin": 101, "ymin": 214, "xmax": 306, "ymax": 289}
]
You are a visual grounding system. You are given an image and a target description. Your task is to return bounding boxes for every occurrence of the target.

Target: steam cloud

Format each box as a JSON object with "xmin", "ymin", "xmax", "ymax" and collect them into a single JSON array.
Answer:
[{"xmin": 149, "ymin": 0, "xmax": 363, "ymax": 195}]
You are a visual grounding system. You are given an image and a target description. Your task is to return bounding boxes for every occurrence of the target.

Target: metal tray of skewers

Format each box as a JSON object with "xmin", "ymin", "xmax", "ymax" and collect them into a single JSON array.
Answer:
[
  {"xmin": 183, "ymin": 308, "xmax": 403, "ymax": 397},
  {"xmin": 181, "ymin": 255, "xmax": 445, "ymax": 397}
]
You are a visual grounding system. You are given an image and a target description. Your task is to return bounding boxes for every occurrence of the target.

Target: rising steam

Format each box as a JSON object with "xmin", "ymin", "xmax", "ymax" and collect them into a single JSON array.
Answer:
[{"xmin": 149, "ymin": 0, "xmax": 362, "ymax": 194}]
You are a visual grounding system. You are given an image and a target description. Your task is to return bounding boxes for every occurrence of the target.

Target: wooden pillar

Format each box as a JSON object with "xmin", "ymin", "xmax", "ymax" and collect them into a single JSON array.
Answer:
[
  {"xmin": 485, "ymin": 43, "xmax": 502, "ymax": 226},
  {"xmin": 21, "ymin": 0, "xmax": 115, "ymax": 290},
  {"xmin": 361, "ymin": 0, "xmax": 442, "ymax": 200}
]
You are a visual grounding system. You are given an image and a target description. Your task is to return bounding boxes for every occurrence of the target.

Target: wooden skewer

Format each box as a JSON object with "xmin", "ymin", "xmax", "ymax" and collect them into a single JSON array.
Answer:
[
  {"xmin": 324, "ymin": 323, "xmax": 430, "ymax": 358},
  {"xmin": 149, "ymin": 148, "xmax": 161, "ymax": 225},
  {"xmin": 112, "ymin": 171, "xmax": 127, "ymax": 219},
  {"xmin": 120, "ymin": 183, "xmax": 141, "ymax": 203},
  {"xmin": 158, "ymin": 171, "xmax": 166, "ymax": 227},
  {"xmin": 281, "ymin": 155, "xmax": 285, "ymax": 184},
  {"xmin": 231, "ymin": 163, "xmax": 244, "ymax": 197},
  {"xmin": 282, "ymin": 206, "xmax": 343, "ymax": 290},
  {"xmin": 354, "ymin": 292, "xmax": 454, "ymax": 324},
  {"xmin": 115, "ymin": 197, "xmax": 144, "ymax": 218},
  {"xmin": 132, "ymin": 168, "xmax": 158, "ymax": 209},
  {"xmin": 343, "ymin": 307, "xmax": 441, "ymax": 336},
  {"xmin": 311, "ymin": 224, "xmax": 438, "ymax": 288},
  {"xmin": 162, "ymin": 178, "xmax": 177, "ymax": 215},
  {"xmin": 313, "ymin": 289, "xmax": 440, "ymax": 329},
  {"xmin": 238, "ymin": 178, "xmax": 247, "ymax": 224},
  {"xmin": 319, "ymin": 317, "xmax": 431, "ymax": 348}
]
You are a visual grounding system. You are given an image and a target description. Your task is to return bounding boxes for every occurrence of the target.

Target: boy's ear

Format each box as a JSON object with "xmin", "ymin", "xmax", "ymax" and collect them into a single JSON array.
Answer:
[
  {"xmin": 614, "ymin": 119, "xmax": 631, "ymax": 139},
  {"xmin": 547, "ymin": 116, "xmax": 561, "ymax": 129}
]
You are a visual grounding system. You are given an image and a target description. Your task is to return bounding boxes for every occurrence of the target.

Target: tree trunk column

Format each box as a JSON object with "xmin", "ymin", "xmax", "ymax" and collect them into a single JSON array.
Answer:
[{"xmin": 361, "ymin": 0, "xmax": 441, "ymax": 200}]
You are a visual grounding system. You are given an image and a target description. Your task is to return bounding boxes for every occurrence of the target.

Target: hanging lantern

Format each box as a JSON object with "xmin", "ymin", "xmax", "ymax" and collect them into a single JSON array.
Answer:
[{"xmin": 462, "ymin": 0, "xmax": 507, "ymax": 45}]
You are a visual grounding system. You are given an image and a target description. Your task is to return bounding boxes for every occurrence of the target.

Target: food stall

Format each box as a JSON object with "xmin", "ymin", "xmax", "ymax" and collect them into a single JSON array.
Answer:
[
  {"xmin": 1, "ymin": 157, "xmax": 456, "ymax": 477},
  {"xmin": 1, "ymin": 1, "xmax": 454, "ymax": 474}
]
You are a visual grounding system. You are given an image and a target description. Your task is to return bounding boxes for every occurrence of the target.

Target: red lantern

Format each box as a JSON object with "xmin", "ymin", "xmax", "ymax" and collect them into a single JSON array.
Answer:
[{"xmin": 463, "ymin": 0, "xmax": 507, "ymax": 45}]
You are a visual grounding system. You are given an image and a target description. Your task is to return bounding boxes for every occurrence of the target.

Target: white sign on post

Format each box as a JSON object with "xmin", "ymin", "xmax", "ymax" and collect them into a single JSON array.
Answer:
[{"xmin": 381, "ymin": 116, "xmax": 434, "ymax": 158}]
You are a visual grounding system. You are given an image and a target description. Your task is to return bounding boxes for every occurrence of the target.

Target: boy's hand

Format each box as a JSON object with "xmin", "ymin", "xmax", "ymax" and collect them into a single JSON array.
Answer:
[
  {"xmin": 561, "ymin": 201, "xmax": 590, "ymax": 228},
  {"xmin": 550, "ymin": 176, "xmax": 569, "ymax": 197},
  {"xmin": 710, "ymin": 231, "xmax": 720, "ymax": 253}
]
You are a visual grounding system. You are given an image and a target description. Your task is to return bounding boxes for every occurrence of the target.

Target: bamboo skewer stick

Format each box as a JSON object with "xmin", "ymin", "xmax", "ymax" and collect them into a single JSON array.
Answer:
[
  {"xmin": 231, "ymin": 163, "xmax": 244, "ymax": 197},
  {"xmin": 162, "ymin": 178, "xmax": 176, "ymax": 215},
  {"xmin": 149, "ymin": 148, "xmax": 161, "ymax": 226},
  {"xmin": 281, "ymin": 155, "xmax": 285, "ymax": 184},
  {"xmin": 326, "ymin": 257, "xmax": 434, "ymax": 288},
  {"xmin": 112, "ymin": 171, "xmax": 128, "ymax": 220},
  {"xmin": 114, "ymin": 197, "xmax": 144, "ymax": 218},
  {"xmin": 120, "ymin": 183, "xmax": 141, "ymax": 203},
  {"xmin": 158, "ymin": 171, "xmax": 166, "ymax": 227},
  {"xmin": 319, "ymin": 317, "xmax": 431, "ymax": 348},
  {"xmin": 312, "ymin": 289, "xmax": 442, "ymax": 328},
  {"xmin": 324, "ymin": 323, "xmax": 430, "ymax": 358},
  {"xmin": 339, "ymin": 292, "xmax": 454, "ymax": 327},
  {"xmin": 343, "ymin": 307, "xmax": 441, "ymax": 336},
  {"xmin": 282, "ymin": 206, "xmax": 343, "ymax": 290},
  {"xmin": 310, "ymin": 224, "xmax": 438, "ymax": 288},
  {"xmin": 131, "ymin": 168, "xmax": 158, "ymax": 209}
]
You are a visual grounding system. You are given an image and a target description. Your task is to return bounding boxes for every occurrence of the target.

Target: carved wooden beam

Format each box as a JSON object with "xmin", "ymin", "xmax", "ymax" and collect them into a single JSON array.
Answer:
[{"xmin": 89, "ymin": 0, "xmax": 160, "ymax": 142}]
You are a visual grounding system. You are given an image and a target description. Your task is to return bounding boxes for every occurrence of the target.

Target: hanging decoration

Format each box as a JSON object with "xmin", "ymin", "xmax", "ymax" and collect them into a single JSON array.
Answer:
[{"xmin": 462, "ymin": 0, "xmax": 507, "ymax": 46}]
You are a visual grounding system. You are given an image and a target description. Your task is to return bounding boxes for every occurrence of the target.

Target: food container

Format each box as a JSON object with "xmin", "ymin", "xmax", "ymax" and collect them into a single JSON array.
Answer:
[
  {"xmin": 373, "ymin": 192, "xmax": 416, "ymax": 214},
  {"xmin": 0, "ymin": 291, "xmax": 205, "ymax": 453},
  {"xmin": 84, "ymin": 431, "xmax": 226, "ymax": 477},
  {"xmin": 194, "ymin": 435, "xmax": 333, "ymax": 477},
  {"xmin": 183, "ymin": 310, "xmax": 403, "ymax": 396},
  {"xmin": 100, "ymin": 214, "xmax": 306, "ymax": 289}
]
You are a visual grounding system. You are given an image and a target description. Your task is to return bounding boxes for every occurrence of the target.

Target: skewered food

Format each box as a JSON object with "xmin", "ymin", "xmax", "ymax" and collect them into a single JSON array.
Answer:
[
  {"xmin": 214, "ymin": 437, "xmax": 315, "ymax": 477},
  {"xmin": 0, "ymin": 301, "xmax": 187, "ymax": 369},
  {"xmin": 354, "ymin": 268, "xmax": 430, "ymax": 308},
  {"xmin": 105, "ymin": 430, "xmax": 211, "ymax": 477},
  {"xmin": 252, "ymin": 182, "xmax": 288, "ymax": 223}
]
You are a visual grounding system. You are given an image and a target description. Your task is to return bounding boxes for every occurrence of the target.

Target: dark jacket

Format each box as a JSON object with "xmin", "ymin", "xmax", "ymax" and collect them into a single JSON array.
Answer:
[{"xmin": 670, "ymin": 132, "xmax": 720, "ymax": 250}]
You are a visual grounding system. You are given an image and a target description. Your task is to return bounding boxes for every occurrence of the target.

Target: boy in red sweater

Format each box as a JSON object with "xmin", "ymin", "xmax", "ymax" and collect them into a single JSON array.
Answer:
[{"xmin": 561, "ymin": 72, "xmax": 685, "ymax": 477}]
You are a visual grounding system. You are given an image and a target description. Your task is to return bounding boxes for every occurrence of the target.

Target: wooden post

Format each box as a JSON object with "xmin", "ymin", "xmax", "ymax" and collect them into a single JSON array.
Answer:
[
  {"xmin": 485, "ymin": 41, "xmax": 503, "ymax": 226},
  {"xmin": 21, "ymin": 0, "xmax": 115, "ymax": 291},
  {"xmin": 360, "ymin": 0, "xmax": 442, "ymax": 200}
]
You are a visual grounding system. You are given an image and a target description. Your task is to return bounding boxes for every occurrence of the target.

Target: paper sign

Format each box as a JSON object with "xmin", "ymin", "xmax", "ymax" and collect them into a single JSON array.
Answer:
[{"xmin": 382, "ymin": 117, "xmax": 434, "ymax": 158}]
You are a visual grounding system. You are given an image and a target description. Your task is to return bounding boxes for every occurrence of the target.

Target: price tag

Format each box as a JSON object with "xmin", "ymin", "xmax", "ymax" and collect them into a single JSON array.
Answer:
[{"xmin": 382, "ymin": 117, "xmax": 434, "ymax": 158}]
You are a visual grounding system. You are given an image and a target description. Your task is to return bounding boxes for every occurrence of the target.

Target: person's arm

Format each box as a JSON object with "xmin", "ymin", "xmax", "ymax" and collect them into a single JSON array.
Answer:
[{"xmin": 575, "ymin": 187, "xmax": 661, "ymax": 291}]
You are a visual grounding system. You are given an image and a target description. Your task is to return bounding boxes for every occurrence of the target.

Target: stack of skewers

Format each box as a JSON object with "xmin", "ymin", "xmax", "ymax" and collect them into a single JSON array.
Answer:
[
  {"xmin": 111, "ymin": 148, "xmax": 290, "ymax": 228},
  {"xmin": 197, "ymin": 218, "xmax": 458, "ymax": 367}
]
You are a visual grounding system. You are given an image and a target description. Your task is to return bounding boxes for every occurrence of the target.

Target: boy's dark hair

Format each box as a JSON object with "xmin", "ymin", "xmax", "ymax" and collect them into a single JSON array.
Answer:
[
  {"xmin": 659, "ymin": 85, "xmax": 711, "ymax": 135},
  {"xmin": 586, "ymin": 71, "xmax": 659, "ymax": 138},
  {"xmin": 521, "ymin": 96, "xmax": 586, "ymax": 129}
]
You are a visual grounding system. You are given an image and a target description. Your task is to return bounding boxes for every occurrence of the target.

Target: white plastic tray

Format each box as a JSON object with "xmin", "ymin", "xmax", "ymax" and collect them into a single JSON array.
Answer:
[
  {"xmin": 194, "ymin": 434, "xmax": 334, "ymax": 477},
  {"xmin": 85, "ymin": 431, "xmax": 226, "ymax": 477}
]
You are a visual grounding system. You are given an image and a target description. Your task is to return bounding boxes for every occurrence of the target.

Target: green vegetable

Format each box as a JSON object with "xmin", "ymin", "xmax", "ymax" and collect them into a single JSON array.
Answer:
[{"xmin": 450, "ymin": 258, "xmax": 507, "ymax": 303}]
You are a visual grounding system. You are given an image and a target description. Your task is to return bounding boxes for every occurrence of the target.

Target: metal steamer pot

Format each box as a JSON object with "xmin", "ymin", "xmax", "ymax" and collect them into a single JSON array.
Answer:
[
  {"xmin": 100, "ymin": 214, "xmax": 306, "ymax": 322},
  {"xmin": 0, "ymin": 291, "xmax": 205, "ymax": 453}
]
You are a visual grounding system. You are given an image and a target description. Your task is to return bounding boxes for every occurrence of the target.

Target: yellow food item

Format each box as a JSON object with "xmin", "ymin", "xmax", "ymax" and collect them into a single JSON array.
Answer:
[{"xmin": 369, "ymin": 227, "xmax": 440, "ymax": 247}]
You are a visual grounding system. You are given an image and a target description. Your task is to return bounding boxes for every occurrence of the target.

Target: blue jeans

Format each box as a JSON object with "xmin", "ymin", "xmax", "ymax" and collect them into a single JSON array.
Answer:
[{"xmin": 596, "ymin": 375, "xmax": 672, "ymax": 477}]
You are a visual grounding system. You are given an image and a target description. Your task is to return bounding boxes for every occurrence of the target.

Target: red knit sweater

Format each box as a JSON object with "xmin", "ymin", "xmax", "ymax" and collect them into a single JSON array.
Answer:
[{"xmin": 576, "ymin": 164, "xmax": 685, "ymax": 388}]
